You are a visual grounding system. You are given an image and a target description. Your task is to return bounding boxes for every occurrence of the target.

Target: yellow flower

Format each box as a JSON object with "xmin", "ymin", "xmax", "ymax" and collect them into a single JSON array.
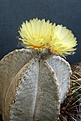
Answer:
[
  {"xmin": 49, "ymin": 24, "xmax": 77, "ymax": 56},
  {"xmin": 19, "ymin": 18, "xmax": 52, "ymax": 50}
]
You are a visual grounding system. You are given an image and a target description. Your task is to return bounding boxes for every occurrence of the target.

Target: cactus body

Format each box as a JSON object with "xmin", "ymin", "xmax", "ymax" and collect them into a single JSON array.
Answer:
[{"xmin": 0, "ymin": 49, "xmax": 71, "ymax": 121}]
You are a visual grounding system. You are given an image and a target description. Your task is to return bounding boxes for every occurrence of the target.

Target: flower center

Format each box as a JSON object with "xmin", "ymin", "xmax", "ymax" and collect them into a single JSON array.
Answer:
[{"xmin": 33, "ymin": 35, "xmax": 40, "ymax": 40}]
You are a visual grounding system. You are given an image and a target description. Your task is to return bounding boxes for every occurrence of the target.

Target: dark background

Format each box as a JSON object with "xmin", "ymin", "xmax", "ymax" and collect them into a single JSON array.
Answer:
[{"xmin": 0, "ymin": 0, "xmax": 81, "ymax": 64}]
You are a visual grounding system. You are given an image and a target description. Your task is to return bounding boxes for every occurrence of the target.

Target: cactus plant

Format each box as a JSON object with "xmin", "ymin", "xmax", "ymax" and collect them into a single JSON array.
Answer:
[{"xmin": 0, "ymin": 18, "xmax": 77, "ymax": 121}]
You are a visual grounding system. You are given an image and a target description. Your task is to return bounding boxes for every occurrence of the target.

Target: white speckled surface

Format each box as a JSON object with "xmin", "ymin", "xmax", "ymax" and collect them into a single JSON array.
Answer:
[
  {"xmin": 0, "ymin": 49, "xmax": 33, "ymax": 120},
  {"xmin": 9, "ymin": 58, "xmax": 60, "ymax": 121},
  {"xmin": 47, "ymin": 56, "xmax": 72, "ymax": 103},
  {"xmin": 0, "ymin": 49, "xmax": 72, "ymax": 121}
]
